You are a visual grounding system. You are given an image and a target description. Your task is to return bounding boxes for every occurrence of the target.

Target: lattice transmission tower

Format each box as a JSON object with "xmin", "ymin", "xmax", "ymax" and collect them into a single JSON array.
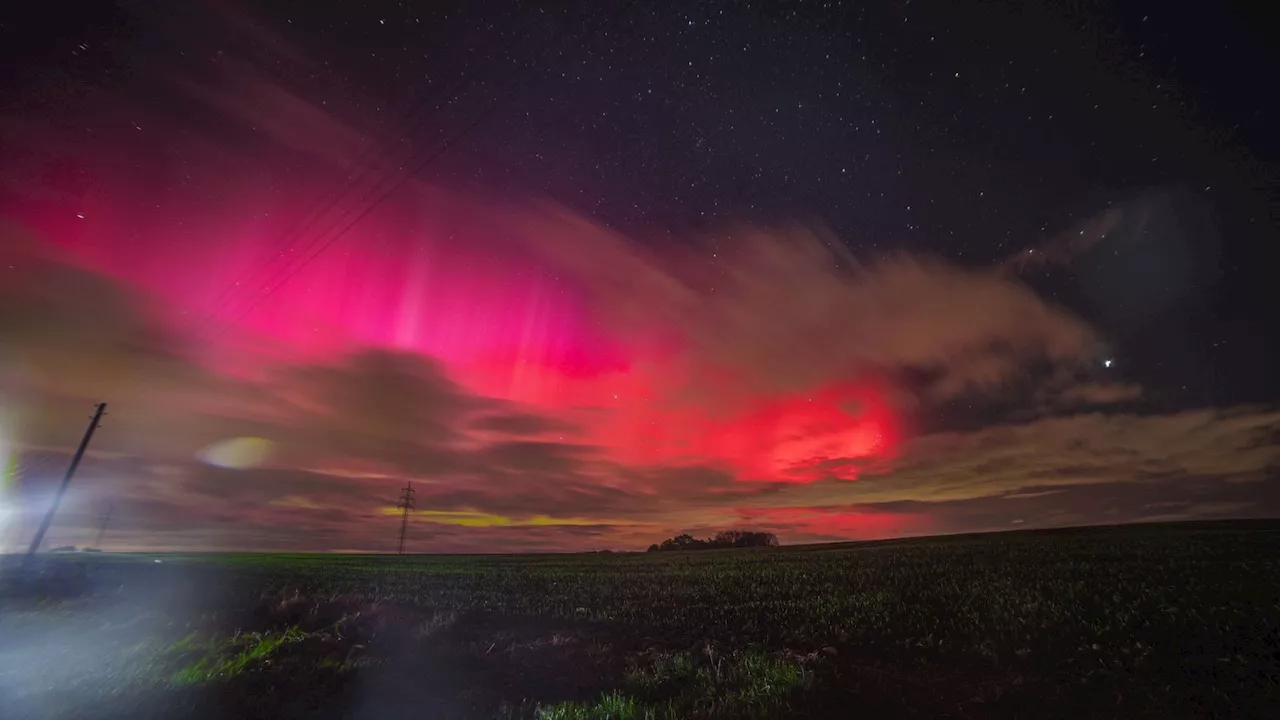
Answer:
[{"xmin": 395, "ymin": 482, "xmax": 415, "ymax": 555}]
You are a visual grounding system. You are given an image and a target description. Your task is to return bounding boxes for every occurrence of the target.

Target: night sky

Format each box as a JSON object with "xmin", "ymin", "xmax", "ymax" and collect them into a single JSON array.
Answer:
[{"xmin": 1, "ymin": 0, "xmax": 1277, "ymax": 552}]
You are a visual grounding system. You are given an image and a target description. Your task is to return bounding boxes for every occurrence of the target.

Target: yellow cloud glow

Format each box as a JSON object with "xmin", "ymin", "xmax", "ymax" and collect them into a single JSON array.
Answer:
[
  {"xmin": 269, "ymin": 495, "xmax": 325, "ymax": 510},
  {"xmin": 197, "ymin": 437, "xmax": 274, "ymax": 469},
  {"xmin": 379, "ymin": 507, "xmax": 630, "ymax": 528}
]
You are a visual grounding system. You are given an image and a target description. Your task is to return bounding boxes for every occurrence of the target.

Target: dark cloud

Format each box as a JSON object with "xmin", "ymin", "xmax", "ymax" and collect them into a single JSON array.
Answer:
[
  {"xmin": 1047, "ymin": 381, "xmax": 1144, "ymax": 408},
  {"xmin": 0, "ymin": 252, "xmax": 190, "ymax": 388},
  {"xmin": 269, "ymin": 349, "xmax": 482, "ymax": 473},
  {"xmin": 0, "ymin": 242, "xmax": 264, "ymax": 462},
  {"xmin": 469, "ymin": 411, "xmax": 579, "ymax": 437},
  {"xmin": 837, "ymin": 473, "xmax": 1280, "ymax": 538},
  {"xmin": 469, "ymin": 440, "xmax": 593, "ymax": 474}
]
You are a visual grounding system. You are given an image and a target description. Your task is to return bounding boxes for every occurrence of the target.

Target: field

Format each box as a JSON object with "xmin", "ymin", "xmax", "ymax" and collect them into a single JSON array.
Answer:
[{"xmin": 2, "ymin": 521, "xmax": 1279, "ymax": 719}]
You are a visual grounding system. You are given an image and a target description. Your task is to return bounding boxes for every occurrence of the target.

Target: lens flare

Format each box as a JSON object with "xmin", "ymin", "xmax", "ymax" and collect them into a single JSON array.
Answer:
[
  {"xmin": 196, "ymin": 437, "xmax": 274, "ymax": 469},
  {"xmin": 0, "ymin": 413, "xmax": 18, "ymax": 551}
]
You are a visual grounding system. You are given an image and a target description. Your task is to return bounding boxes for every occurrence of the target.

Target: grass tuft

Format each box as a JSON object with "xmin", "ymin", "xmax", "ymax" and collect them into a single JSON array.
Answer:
[
  {"xmin": 536, "ymin": 691, "xmax": 657, "ymax": 720},
  {"xmin": 170, "ymin": 626, "xmax": 308, "ymax": 684},
  {"xmin": 531, "ymin": 649, "xmax": 811, "ymax": 720}
]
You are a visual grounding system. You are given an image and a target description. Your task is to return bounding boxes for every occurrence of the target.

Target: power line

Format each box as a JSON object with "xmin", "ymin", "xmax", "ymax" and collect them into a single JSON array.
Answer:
[
  {"xmin": 190, "ymin": 12, "xmax": 562, "ymax": 344},
  {"xmin": 180, "ymin": 0, "xmax": 493, "ymax": 339},
  {"xmin": 206, "ymin": 104, "xmax": 504, "ymax": 342},
  {"xmin": 201, "ymin": 60, "xmax": 533, "ymax": 341},
  {"xmin": 195, "ymin": 1, "xmax": 638, "ymax": 339},
  {"xmin": 188, "ymin": 67, "xmax": 492, "ymax": 343}
]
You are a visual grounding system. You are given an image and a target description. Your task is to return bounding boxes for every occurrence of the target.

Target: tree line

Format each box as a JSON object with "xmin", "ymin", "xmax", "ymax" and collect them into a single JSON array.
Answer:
[{"xmin": 646, "ymin": 530, "xmax": 778, "ymax": 552}]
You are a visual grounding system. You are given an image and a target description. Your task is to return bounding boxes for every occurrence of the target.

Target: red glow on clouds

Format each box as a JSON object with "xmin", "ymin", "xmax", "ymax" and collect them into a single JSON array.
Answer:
[
  {"xmin": 2, "ymin": 154, "xmax": 901, "ymax": 487},
  {"xmin": 595, "ymin": 379, "xmax": 899, "ymax": 481},
  {"xmin": 727, "ymin": 382, "xmax": 899, "ymax": 481},
  {"xmin": 735, "ymin": 506, "xmax": 928, "ymax": 540}
]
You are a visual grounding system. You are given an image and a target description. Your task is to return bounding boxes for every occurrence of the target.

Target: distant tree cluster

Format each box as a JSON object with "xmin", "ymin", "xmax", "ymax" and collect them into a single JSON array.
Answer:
[{"xmin": 647, "ymin": 530, "xmax": 779, "ymax": 552}]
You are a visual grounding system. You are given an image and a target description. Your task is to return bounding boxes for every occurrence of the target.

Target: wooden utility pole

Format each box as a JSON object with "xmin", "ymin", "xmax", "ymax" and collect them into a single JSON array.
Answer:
[
  {"xmin": 27, "ymin": 402, "xmax": 107, "ymax": 556},
  {"xmin": 396, "ymin": 481, "xmax": 415, "ymax": 555}
]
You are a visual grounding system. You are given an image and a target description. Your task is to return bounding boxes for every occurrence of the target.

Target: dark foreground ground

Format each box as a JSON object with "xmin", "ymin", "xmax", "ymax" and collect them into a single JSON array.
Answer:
[{"xmin": 2, "ymin": 521, "xmax": 1279, "ymax": 719}]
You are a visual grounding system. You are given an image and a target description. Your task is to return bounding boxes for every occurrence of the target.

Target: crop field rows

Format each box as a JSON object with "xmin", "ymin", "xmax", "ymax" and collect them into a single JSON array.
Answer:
[{"xmin": 2, "ymin": 521, "xmax": 1278, "ymax": 719}]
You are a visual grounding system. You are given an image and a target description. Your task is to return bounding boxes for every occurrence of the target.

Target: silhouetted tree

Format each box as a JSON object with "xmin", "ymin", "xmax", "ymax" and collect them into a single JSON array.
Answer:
[
  {"xmin": 647, "ymin": 530, "xmax": 778, "ymax": 551},
  {"xmin": 714, "ymin": 530, "xmax": 778, "ymax": 548}
]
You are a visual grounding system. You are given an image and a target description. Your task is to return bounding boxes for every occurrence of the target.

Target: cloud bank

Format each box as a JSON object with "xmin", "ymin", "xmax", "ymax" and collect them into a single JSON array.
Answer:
[{"xmin": 3, "ymin": 209, "xmax": 1278, "ymax": 553}]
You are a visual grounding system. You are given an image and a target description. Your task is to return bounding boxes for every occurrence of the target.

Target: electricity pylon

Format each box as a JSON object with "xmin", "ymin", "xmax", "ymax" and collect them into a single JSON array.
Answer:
[{"xmin": 396, "ymin": 481, "xmax": 415, "ymax": 555}]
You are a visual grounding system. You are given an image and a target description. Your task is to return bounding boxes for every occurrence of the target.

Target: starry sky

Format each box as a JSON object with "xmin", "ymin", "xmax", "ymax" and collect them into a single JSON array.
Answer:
[{"xmin": 1, "ymin": 0, "xmax": 1277, "ymax": 552}]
